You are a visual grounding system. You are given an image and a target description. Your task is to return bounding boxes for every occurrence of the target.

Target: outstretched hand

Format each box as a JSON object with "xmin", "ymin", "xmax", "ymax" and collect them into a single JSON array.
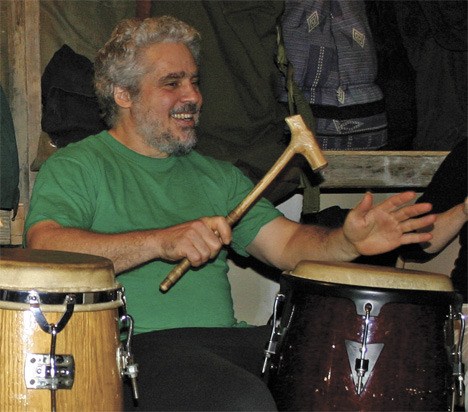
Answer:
[{"xmin": 343, "ymin": 192, "xmax": 436, "ymax": 256}]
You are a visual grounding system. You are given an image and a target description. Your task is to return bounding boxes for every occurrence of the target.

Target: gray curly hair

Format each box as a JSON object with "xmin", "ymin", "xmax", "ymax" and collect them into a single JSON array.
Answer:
[{"xmin": 94, "ymin": 16, "xmax": 201, "ymax": 127}]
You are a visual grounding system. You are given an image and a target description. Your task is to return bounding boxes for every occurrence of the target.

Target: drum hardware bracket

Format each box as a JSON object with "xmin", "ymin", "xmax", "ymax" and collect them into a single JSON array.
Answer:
[
  {"xmin": 354, "ymin": 298, "xmax": 384, "ymax": 316},
  {"xmin": 346, "ymin": 303, "xmax": 384, "ymax": 395},
  {"xmin": 25, "ymin": 292, "xmax": 77, "ymax": 411},
  {"xmin": 119, "ymin": 302, "xmax": 139, "ymax": 401},
  {"xmin": 24, "ymin": 353, "xmax": 75, "ymax": 390},
  {"xmin": 451, "ymin": 308, "xmax": 465, "ymax": 408},
  {"xmin": 27, "ymin": 291, "xmax": 76, "ymax": 334},
  {"xmin": 262, "ymin": 293, "xmax": 287, "ymax": 377}
]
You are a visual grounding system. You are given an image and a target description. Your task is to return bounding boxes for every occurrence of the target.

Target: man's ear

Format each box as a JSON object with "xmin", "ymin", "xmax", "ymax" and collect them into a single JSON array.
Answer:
[{"xmin": 114, "ymin": 86, "xmax": 133, "ymax": 108}]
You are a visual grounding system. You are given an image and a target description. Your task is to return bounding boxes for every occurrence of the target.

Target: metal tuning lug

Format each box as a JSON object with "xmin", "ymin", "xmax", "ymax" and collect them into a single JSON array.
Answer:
[
  {"xmin": 356, "ymin": 303, "xmax": 372, "ymax": 394},
  {"xmin": 119, "ymin": 309, "xmax": 139, "ymax": 401},
  {"xmin": 262, "ymin": 293, "xmax": 286, "ymax": 376},
  {"xmin": 26, "ymin": 292, "xmax": 76, "ymax": 412},
  {"xmin": 346, "ymin": 303, "xmax": 384, "ymax": 396},
  {"xmin": 450, "ymin": 306, "xmax": 465, "ymax": 409}
]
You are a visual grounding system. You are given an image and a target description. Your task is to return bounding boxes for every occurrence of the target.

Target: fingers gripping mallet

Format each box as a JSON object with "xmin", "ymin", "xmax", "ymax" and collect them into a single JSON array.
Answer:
[{"xmin": 159, "ymin": 115, "xmax": 328, "ymax": 292}]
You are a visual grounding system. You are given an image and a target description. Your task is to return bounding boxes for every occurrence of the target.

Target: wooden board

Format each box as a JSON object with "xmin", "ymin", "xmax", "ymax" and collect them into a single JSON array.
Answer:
[
  {"xmin": 6, "ymin": 0, "xmax": 41, "ymax": 208},
  {"xmin": 319, "ymin": 151, "xmax": 448, "ymax": 189}
]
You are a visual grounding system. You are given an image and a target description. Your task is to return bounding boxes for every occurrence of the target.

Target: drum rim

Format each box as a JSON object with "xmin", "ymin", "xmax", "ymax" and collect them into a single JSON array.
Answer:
[
  {"xmin": 284, "ymin": 277, "xmax": 460, "ymax": 310},
  {"xmin": 282, "ymin": 278, "xmax": 461, "ymax": 316},
  {"xmin": 0, "ymin": 287, "xmax": 123, "ymax": 305}
]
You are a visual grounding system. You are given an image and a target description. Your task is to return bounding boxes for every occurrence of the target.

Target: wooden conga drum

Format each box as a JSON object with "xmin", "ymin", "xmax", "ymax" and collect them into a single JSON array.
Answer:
[
  {"xmin": 0, "ymin": 249, "xmax": 127, "ymax": 411},
  {"xmin": 264, "ymin": 260, "xmax": 462, "ymax": 411}
]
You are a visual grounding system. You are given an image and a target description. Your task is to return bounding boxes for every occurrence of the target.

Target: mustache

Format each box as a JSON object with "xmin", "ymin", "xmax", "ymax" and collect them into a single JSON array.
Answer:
[{"xmin": 170, "ymin": 103, "xmax": 200, "ymax": 116}]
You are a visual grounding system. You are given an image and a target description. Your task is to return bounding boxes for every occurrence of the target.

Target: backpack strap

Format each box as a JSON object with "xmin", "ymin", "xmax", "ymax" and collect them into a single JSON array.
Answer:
[
  {"xmin": 276, "ymin": 23, "xmax": 322, "ymax": 214},
  {"xmin": 275, "ymin": 23, "xmax": 317, "ymax": 133}
]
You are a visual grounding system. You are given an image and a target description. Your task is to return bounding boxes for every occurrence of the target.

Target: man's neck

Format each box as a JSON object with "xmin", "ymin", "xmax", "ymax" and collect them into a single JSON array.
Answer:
[{"xmin": 108, "ymin": 124, "xmax": 169, "ymax": 159}]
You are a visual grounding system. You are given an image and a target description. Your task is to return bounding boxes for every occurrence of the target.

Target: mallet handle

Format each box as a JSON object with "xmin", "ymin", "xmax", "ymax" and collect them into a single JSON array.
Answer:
[{"xmin": 159, "ymin": 115, "xmax": 327, "ymax": 292}]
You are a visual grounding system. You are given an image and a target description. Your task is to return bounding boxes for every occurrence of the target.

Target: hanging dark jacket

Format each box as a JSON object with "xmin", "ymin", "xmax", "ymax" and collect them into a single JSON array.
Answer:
[
  {"xmin": 0, "ymin": 84, "xmax": 20, "ymax": 211},
  {"xmin": 41, "ymin": 44, "xmax": 106, "ymax": 148}
]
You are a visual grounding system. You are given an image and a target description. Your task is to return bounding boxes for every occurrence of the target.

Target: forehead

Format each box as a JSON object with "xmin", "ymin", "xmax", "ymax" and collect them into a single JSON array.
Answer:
[{"xmin": 140, "ymin": 42, "xmax": 198, "ymax": 76}]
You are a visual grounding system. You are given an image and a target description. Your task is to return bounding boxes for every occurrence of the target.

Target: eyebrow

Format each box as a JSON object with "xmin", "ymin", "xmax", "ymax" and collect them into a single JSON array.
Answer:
[{"xmin": 159, "ymin": 71, "xmax": 199, "ymax": 83}]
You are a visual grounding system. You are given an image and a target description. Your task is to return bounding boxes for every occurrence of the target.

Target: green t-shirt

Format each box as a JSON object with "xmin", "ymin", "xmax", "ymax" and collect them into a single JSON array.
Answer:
[{"xmin": 25, "ymin": 131, "xmax": 282, "ymax": 333}]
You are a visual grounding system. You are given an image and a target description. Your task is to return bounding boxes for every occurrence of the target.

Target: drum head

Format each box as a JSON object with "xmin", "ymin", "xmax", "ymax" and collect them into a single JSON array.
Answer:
[
  {"xmin": 288, "ymin": 260, "xmax": 454, "ymax": 292},
  {"xmin": 0, "ymin": 249, "xmax": 116, "ymax": 292}
]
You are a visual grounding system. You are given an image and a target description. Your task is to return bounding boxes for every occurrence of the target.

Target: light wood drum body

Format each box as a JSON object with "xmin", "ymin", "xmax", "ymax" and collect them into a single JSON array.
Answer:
[
  {"xmin": 265, "ymin": 260, "xmax": 462, "ymax": 411},
  {"xmin": 0, "ymin": 249, "xmax": 124, "ymax": 411}
]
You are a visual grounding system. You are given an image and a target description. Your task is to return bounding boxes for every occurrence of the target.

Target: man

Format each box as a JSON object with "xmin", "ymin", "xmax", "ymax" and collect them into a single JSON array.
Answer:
[{"xmin": 25, "ymin": 16, "xmax": 435, "ymax": 410}]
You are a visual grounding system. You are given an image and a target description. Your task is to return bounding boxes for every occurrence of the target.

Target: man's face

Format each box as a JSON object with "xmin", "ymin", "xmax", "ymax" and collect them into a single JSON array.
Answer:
[{"xmin": 131, "ymin": 42, "xmax": 203, "ymax": 156}]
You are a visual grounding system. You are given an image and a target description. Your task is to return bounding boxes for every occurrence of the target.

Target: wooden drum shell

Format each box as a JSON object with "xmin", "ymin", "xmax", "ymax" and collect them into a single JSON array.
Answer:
[
  {"xmin": 266, "ymin": 261, "xmax": 459, "ymax": 411},
  {"xmin": 0, "ymin": 249, "xmax": 124, "ymax": 411}
]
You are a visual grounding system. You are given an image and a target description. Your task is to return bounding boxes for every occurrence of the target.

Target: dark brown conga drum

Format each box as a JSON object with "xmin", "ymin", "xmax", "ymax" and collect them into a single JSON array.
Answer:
[
  {"xmin": 0, "ymin": 249, "xmax": 125, "ymax": 411},
  {"xmin": 265, "ymin": 260, "xmax": 460, "ymax": 411}
]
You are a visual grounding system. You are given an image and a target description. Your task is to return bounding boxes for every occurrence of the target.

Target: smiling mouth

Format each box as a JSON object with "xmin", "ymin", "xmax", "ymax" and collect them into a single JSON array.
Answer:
[
  {"xmin": 170, "ymin": 103, "xmax": 200, "ymax": 123},
  {"xmin": 171, "ymin": 113, "xmax": 195, "ymax": 120}
]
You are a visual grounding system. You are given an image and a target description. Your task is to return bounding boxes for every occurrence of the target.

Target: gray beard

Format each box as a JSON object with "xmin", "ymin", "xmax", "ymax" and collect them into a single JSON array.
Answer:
[
  {"xmin": 136, "ymin": 116, "xmax": 198, "ymax": 156},
  {"xmin": 144, "ymin": 128, "xmax": 197, "ymax": 156}
]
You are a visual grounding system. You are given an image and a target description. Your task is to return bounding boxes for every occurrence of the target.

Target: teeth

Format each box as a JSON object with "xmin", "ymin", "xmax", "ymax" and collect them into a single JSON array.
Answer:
[{"xmin": 172, "ymin": 113, "xmax": 194, "ymax": 119}]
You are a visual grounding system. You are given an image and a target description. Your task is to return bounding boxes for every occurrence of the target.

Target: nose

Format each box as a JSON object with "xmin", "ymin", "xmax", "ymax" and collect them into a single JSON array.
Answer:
[{"xmin": 180, "ymin": 81, "xmax": 202, "ymax": 105}]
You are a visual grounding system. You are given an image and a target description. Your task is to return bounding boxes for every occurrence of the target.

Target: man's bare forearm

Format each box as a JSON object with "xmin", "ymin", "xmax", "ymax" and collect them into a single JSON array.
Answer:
[
  {"xmin": 26, "ymin": 216, "xmax": 232, "ymax": 274},
  {"xmin": 26, "ymin": 221, "xmax": 162, "ymax": 274}
]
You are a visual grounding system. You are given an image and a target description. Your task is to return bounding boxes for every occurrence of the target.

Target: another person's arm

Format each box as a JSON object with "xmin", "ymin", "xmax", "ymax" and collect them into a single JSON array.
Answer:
[
  {"xmin": 400, "ymin": 139, "xmax": 467, "ymax": 259},
  {"xmin": 418, "ymin": 197, "xmax": 468, "ymax": 254}
]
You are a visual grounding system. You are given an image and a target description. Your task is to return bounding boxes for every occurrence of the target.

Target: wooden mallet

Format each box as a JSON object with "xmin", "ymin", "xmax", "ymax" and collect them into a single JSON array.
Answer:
[{"xmin": 159, "ymin": 114, "xmax": 327, "ymax": 292}]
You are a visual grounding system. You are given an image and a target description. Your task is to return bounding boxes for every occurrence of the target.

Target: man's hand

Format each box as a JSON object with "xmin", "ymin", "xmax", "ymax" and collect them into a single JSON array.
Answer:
[
  {"xmin": 343, "ymin": 192, "xmax": 436, "ymax": 256},
  {"xmin": 27, "ymin": 216, "xmax": 232, "ymax": 274},
  {"xmin": 157, "ymin": 216, "xmax": 232, "ymax": 267}
]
